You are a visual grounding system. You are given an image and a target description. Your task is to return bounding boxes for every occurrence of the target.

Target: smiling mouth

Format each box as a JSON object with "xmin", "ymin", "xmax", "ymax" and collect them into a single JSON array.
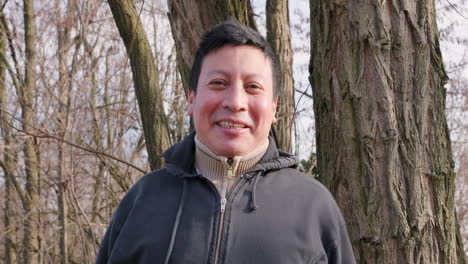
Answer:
[{"xmin": 217, "ymin": 121, "xmax": 247, "ymax": 129}]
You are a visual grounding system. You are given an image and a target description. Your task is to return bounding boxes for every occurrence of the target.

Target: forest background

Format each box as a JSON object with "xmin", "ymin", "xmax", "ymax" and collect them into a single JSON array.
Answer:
[{"xmin": 0, "ymin": 0, "xmax": 467, "ymax": 263}]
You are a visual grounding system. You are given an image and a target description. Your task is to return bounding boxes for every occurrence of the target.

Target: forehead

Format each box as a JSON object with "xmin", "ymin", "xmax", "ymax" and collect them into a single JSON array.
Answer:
[{"xmin": 200, "ymin": 45, "xmax": 273, "ymax": 77}]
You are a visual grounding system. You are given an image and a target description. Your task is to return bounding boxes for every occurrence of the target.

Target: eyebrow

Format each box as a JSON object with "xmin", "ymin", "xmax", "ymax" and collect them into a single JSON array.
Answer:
[
  {"xmin": 206, "ymin": 70, "xmax": 227, "ymax": 76},
  {"xmin": 205, "ymin": 70, "xmax": 265, "ymax": 80}
]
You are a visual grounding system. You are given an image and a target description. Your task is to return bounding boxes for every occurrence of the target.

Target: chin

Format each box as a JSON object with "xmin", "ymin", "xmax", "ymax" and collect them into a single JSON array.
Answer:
[
  {"xmin": 225, "ymin": 142, "xmax": 249, "ymax": 156},
  {"xmin": 213, "ymin": 145, "xmax": 245, "ymax": 157},
  {"xmin": 216, "ymin": 149, "xmax": 242, "ymax": 157}
]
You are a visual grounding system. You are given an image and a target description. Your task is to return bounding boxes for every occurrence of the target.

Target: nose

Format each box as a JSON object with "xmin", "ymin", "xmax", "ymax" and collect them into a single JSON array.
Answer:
[{"xmin": 222, "ymin": 81, "xmax": 247, "ymax": 112}]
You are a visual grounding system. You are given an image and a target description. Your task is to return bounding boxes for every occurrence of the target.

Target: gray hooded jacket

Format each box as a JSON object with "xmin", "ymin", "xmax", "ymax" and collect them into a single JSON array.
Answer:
[{"xmin": 96, "ymin": 132, "xmax": 356, "ymax": 263}]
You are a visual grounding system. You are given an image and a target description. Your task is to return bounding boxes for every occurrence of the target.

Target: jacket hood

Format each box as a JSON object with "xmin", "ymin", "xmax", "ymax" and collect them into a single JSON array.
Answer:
[{"xmin": 162, "ymin": 131, "xmax": 299, "ymax": 177}]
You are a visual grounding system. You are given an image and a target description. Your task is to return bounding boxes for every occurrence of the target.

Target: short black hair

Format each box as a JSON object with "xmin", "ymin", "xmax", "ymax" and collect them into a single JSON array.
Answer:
[{"xmin": 189, "ymin": 18, "xmax": 280, "ymax": 97}]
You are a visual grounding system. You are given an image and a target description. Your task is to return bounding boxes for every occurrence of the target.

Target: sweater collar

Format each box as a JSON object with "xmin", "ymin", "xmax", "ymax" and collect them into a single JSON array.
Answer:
[
  {"xmin": 162, "ymin": 131, "xmax": 299, "ymax": 178},
  {"xmin": 194, "ymin": 135, "xmax": 269, "ymax": 180}
]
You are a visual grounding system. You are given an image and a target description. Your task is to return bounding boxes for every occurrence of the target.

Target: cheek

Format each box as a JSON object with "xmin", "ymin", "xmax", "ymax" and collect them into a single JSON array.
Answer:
[
  {"xmin": 251, "ymin": 102, "xmax": 276, "ymax": 125},
  {"xmin": 194, "ymin": 97, "xmax": 219, "ymax": 120}
]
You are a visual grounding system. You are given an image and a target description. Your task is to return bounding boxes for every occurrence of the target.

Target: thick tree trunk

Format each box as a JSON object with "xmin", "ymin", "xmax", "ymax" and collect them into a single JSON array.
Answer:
[
  {"xmin": 0, "ymin": 18, "xmax": 18, "ymax": 264},
  {"xmin": 309, "ymin": 0, "xmax": 465, "ymax": 263},
  {"xmin": 22, "ymin": 0, "xmax": 40, "ymax": 263},
  {"xmin": 167, "ymin": 0, "xmax": 257, "ymax": 97},
  {"xmin": 266, "ymin": 0, "xmax": 294, "ymax": 152},
  {"xmin": 107, "ymin": 0, "xmax": 171, "ymax": 171}
]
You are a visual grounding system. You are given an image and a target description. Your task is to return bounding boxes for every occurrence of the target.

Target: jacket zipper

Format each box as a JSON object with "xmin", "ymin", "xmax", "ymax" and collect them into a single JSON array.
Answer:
[
  {"xmin": 213, "ymin": 158, "xmax": 233, "ymax": 264},
  {"xmin": 213, "ymin": 196, "xmax": 226, "ymax": 264},
  {"xmin": 211, "ymin": 177, "xmax": 251, "ymax": 264}
]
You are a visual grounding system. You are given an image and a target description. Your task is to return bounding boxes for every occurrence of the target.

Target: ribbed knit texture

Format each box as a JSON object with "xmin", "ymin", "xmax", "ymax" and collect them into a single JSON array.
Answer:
[{"xmin": 194, "ymin": 135, "xmax": 269, "ymax": 196}]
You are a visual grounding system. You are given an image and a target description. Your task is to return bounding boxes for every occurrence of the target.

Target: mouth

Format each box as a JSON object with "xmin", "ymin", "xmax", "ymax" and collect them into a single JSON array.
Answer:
[{"xmin": 217, "ymin": 120, "xmax": 248, "ymax": 129}]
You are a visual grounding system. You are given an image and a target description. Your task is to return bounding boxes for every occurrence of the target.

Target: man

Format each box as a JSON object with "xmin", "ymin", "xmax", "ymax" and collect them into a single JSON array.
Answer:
[{"xmin": 96, "ymin": 18, "xmax": 355, "ymax": 264}]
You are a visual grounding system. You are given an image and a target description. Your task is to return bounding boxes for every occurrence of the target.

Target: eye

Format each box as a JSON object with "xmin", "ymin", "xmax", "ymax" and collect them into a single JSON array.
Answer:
[
  {"xmin": 245, "ymin": 82, "xmax": 263, "ymax": 93},
  {"xmin": 208, "ymin": 79, "xmax": 227, "ymax": 90}
]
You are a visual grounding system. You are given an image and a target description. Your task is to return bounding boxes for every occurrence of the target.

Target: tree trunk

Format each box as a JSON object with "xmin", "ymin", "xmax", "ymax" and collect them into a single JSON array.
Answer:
[
  {"xmin": 0, "ymin": 16, "xmax": 18, "ymax": 264},
  {"xmin": 55, "ymin": 1, "xmax": 73, "ymax": 262},
  {"xmin": 22, "ymin": 0, "xmax": 40, "ymax": 262},
  {"xmin": 167, "ymin": 0, "xmax": 257, "ymax": 97},
  {"xmin": 266, "ymin": 0, "xmax": 294, "ymax": 152},
  {"xmin": 309, "ymin": 0, "xmax": 465, "ymax": 262},
  {"xmin": 90, "ymin": 51, "xmax": 104, "ymax": 224},
  {"xmin": 107, "ymin": 0, "xmax": 171, "ymax": 171}
]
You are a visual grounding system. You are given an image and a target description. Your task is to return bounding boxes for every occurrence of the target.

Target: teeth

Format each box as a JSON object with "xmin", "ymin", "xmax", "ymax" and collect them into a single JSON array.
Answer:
[{"xmin": 218, "ymin": 121, "xmax": 246, "ymax": 128}]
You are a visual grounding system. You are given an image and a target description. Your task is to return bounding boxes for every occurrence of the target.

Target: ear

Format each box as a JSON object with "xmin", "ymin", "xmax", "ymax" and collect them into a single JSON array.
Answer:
[
  {"xmin": 271, "ymin": 96, "xmax": 278, "ymax": 124},
  {"xmin": 186, "ymin": 89, "xmax": 195, "ymax": 116}
]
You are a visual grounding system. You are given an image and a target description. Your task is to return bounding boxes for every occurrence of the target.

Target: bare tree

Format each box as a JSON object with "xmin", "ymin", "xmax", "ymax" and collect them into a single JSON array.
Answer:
[
  {"xmin": 0, "ymin": 11, "xmax": 18, "ymax": 264},
  {"xmin": 55, "ymin": 0, "xmax": 75, "ymax": 262},
  {"xmin": 21, "ymin": 0, "xmax": 40, "ymax": 262},
  {"xmin": 0, "ymin": 0, "xmax": 160, "ymax": 262},
  {"xmin": 309, "ymin": 0, "xmax": 465, "ymax": 262},
  {"xmin": 266, "ymin": 0, "xmax": 295, "ymax": 152},
  {"xmin": 107, "ymin": 0, "xmax": 171, "ymax": 171}
]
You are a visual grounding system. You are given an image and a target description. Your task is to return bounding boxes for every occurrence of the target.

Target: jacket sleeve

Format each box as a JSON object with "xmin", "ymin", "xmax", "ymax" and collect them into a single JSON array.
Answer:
[
  {"xmin": 322, "ymin": 203, "xmax": 356, "ymax": 264},
  {"xmin": 312, "ymin": 183, "xmax": 356, "ymax": 264},
  {"xmin": 95, "ymin": 216, "xmax": 121, "ymax": 264},
  {"xmin": 95, "ymin": 179, "xmax": 140, "ymax": 263},
  {"xmin": 324, "ymin": 221, "xmax": 355, "ymax": 264}
]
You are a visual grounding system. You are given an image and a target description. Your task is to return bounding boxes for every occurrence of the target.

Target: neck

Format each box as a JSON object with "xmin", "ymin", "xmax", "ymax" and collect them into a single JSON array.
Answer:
[{"xmin": 194, "ymin": 135, "xmax": 268, "ymax": 184}]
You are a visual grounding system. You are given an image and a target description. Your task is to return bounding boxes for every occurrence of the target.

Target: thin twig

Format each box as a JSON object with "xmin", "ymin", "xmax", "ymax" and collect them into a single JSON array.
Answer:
[
  {"xmin": 445, "ymin": 0, "xmax": 468, "ymax": 21},
  {"xmin": 0, "ymin": 109, "xmax": 147, "ymax": 174},
  {"xmin": 295, "ymin": 88, "xmax": 313, "ymax": 99}
]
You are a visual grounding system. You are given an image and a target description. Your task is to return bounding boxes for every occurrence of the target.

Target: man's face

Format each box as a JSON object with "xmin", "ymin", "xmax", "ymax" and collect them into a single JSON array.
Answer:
[{"xmin": 187, "ymin": 45, "xmax": 278, "ymax": 157}]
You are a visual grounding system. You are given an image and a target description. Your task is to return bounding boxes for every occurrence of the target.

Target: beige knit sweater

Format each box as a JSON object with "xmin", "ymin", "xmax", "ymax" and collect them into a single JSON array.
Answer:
[{"xmin": 194, "ymin": 135, "xmax": 269, "ymax": 200}]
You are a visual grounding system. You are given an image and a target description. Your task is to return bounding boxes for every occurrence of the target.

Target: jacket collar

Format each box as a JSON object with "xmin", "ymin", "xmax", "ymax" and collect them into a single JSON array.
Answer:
[{"xmin": 162, "ymin": 131, "xmax": 299, "ymax": 178}]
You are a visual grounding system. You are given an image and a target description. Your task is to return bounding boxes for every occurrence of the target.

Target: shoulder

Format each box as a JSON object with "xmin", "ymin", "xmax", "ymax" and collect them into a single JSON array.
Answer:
[
  {"xmin": 111, "ymin": 168, "xmax": 180, "ymax": 227},
  {"xmin": 123, "ymin": 168, "xmax": 171, "ymax": 198},
  {"xmin": 260, "ymin": 166, "xmax": 353, "ymax": 255},
  {"xmin": 283, "ymin": 169, "xmax": 352, "ymax": 254},
  {"xmin": 267, "ymin": 167, "xmax": 334, "ymax": 201},
  {"xmin": 266, "ymin": 167, "xmax": 347, "ymax": 228}
]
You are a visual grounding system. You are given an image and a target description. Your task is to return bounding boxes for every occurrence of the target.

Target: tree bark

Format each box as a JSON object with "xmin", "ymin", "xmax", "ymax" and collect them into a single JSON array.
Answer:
[
  {"xmin": 22, "ymin": 0, "xmax": 40, "ymax": 263},
  {"xmin": 309, "ymin": 0, "xmax": 465, "ymax": 262},
  {"xmin": 0, "ymin": 15, "xmax": 18, "ymax": 264},
  {"xmin": 90, "ymin": 49, "xmax": 104, "ymax": 224},
  {"xmin": 266, "ymin": 0, "xmax": 294, "ymax": 152},
  {"xmin": 167, "ymin": 0, "xmax": 257, "ymax": 97},
  {"xmin": 107, "ymin": 0, "xmax": 171, "ymax": 171},
  {"xmin": 55, "ymin": 1, "xmax": 74, "ymax": 262}
]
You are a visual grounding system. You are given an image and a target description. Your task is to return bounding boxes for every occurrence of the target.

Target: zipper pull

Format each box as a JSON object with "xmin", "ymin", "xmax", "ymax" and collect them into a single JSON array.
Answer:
[
  {"xmin": 220, "ymin": 197, "xmax": 227, "ymax": 213},
  {"xmin": 227, "ymin": 158, "xmax": 234, "ymax": 179},
  {"xmin": 227, "ymin": 166, "xmax": 234, "ymax": 179}
]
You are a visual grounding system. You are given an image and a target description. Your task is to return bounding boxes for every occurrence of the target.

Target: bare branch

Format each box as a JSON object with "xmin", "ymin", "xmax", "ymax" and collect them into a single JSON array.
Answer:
[
  {"xmin": 0, "ymin": 109, "xmax": 147, "ymax": 174},
  {"xmin": 295, "ymin": 88, "xmax": 313, "ymax": 99},
  {"xmin": 445, "ymin": 0, "xmax": 468, "ymax": 20}
]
